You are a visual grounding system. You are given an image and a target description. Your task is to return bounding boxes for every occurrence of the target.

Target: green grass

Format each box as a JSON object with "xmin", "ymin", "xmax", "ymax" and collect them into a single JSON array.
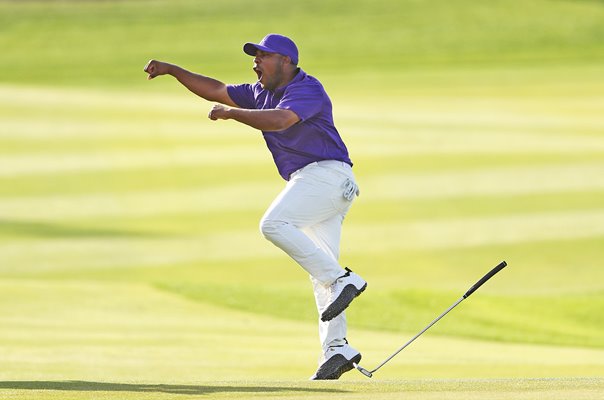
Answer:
[
  {"xmin": 2, "ymin": 0, "xmax": 604, "ymax": 87},
  {"xmin": 1, "ymin": 379, "xmax": 603, "ymax": 400},
  {"xmin": 0, "ymin": 280, "xmax": 603, "ymax": 399},
  {"xmin": 157, "ymin": 282, "xmax": 604, "ymax": 348},
  {"xmin": 1, "ymin": 0, "xmax": 604, "ymax": 399}
]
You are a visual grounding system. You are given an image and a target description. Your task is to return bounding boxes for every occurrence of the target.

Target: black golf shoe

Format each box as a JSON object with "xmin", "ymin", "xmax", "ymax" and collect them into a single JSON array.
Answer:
[
  {"xmin": 310, "ymin": 343, "xmax": 362, "ymax": 380},
  {"xmin": 320, "ymin": 268, "xmax": 367, "ymax": 322}
]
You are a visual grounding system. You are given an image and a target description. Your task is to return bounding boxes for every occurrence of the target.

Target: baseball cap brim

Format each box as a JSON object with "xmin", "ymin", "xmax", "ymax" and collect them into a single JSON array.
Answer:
[{"xmin": 243, "ymin": 42, "xmax": 274, "ymax": 57}]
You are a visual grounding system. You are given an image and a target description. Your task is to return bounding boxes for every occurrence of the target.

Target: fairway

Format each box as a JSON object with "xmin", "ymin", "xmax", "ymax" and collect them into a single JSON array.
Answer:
[
  {"xmin": 1, "ymin": 280, "xmax": 603, "ymax": 399},
  {"xmin": 1, "ymin": 0, "xmax": 604, "ymax": 399}
]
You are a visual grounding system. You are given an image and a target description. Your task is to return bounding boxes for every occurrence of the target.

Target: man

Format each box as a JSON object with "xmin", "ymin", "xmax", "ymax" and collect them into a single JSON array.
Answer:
[{"xmin": 144, "ymin": 33, "xmax": 367, "ymax": 380}]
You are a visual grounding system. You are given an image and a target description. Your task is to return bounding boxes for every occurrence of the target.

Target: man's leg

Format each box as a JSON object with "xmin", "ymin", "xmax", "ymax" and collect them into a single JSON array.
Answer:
[
  {"xmin": 259, "ymin": 165, "xmax": 348, "ymax": 286},
  {"xmin": 305, "ymin": 213, "xmax": 362, "ymax": 380},
  {"xmin": 304, "ymin": 215, "xmax": 347, "ymax": 350},
  {"xmin": 258, "ymin": 162, "xmax": 365, "ymax": 380},
  {"xmin": 260, "ymin": 163, "xmax": 365, "ymax": 322}
]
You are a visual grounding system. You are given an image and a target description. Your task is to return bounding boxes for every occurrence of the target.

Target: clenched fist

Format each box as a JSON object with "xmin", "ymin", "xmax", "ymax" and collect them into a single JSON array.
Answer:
[
  {"xmin": 208, "ymin": 104, "xmax": 232, "ymax": 121},
  {"xmin": 143, "ymin": 60, "xmax": 171, "ymax": 80}
]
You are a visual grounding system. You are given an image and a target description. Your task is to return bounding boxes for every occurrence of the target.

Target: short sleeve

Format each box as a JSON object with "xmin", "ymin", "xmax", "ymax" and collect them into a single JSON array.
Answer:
[
  {"xmin": 276, "ymin": 83, "xmax": 323, "ymax": 122},
  {"xmin": 227, "ymin": 84, "xmax": 256, "ymax": 109}
]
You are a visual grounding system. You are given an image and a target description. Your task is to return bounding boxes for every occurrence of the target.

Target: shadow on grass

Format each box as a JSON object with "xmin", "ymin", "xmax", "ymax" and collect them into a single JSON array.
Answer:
[
  {"xmin": 0, "ymin": 219, "xmax": 156, "ymax": 239},
  {"xmin": 0, "ymin": 381, "xmax": 347, "ymax": 395}
]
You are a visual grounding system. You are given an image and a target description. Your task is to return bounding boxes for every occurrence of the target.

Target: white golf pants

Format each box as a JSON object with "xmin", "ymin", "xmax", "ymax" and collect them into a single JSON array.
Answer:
[{"xmin": 259, "ymin": 160, "xmax": 358, "ymax": 350}]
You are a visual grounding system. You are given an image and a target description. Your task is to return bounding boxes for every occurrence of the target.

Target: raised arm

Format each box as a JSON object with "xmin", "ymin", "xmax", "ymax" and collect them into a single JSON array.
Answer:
[{"xmin": 144, "ymin": 60, "xmax": 237, "ymax": 107}]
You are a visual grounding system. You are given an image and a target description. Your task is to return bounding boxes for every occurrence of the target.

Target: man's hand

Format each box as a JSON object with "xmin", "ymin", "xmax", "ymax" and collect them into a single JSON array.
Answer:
[
  {"xmin": 144, "ymin": 60, "xmax": 171, "ymax": 80},
  {"xmin": 208, "ymin": 104, "xmax": 232, "ymax": 121}
]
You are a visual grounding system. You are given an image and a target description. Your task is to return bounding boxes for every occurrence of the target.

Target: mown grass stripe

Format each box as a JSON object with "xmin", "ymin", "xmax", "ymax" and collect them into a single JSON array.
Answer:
[
  {"xmin": 346, "ymin": 209, "xmax": 604, "ymax": 252},
  {"xmin": 0, "ymin": 84, "xmax": 203, "ymax": 116},
  {"xmin": 1, "ymin": 163, "xmax": 602, "ymax": 220},
  {"xmin": 2, "ymin": 131, "xmax": 603, "ymax": 170},
  {"xmin": 0, "ymin": 230, "xmax": 275, "ymax": 274},
  {"xmin": 360, "ymin": 162, "xmax": 604, "ymax": 199},
  {"xmin": 2, "ymin": 209, "xmax": 603, "ymax": 273},
  {"xmin": 349, "ymin": 132, "xmax": 604, "ymax": 156},
  {"xmin": 0, "ymin": 181, "xmax": 279, "ymax": 220},
  {"xmin": 0, "ymin": 147, "xmax": 267, "ymax": 177}
]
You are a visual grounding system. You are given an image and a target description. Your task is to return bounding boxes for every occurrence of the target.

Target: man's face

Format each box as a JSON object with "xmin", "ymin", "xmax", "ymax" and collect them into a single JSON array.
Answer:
[{"xmin": 253, "ymin": 50, "xmax": 289, "ymax": 91}]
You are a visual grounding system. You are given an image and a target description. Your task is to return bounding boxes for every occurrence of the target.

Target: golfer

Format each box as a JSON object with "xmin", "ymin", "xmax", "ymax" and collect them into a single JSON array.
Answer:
[{"xmin": 144, "ymin": 33, "xmax": 367, "ymax": 380}]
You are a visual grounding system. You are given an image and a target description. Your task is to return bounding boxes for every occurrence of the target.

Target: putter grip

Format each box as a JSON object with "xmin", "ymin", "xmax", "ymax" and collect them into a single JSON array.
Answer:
[{"xmin": 463, "ymin": 261, "xmax": 507, "ymax": 298}]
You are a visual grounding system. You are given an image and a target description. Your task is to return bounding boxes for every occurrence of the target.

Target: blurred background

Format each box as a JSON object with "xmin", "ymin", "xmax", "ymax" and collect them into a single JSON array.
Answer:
[{"xmin": 0, "ymin": 0, "xmax": 603, "ymax": 386}]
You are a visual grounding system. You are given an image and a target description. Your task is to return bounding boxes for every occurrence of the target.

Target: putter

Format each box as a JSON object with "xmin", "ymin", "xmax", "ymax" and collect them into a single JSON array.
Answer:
[{"xmin": 353, "ymin": 261, "xmax": 508, "ymax": 378}]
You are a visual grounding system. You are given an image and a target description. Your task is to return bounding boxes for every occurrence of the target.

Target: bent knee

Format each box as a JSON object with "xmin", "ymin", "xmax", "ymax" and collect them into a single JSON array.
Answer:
[{"xmin": 259, "ymin": 218, "xmax": 287, "ymax": 240}]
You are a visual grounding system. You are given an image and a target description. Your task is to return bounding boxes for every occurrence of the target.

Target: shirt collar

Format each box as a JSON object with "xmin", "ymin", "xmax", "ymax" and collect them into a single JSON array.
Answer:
[{"xmin": 273, "ymin": 68, "xmax": 305, "ymax": 96}]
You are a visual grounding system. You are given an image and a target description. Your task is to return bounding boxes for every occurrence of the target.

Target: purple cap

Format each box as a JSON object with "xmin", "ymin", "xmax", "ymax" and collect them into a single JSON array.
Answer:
[{"xmin": 243, "ymin": 34, "xmax": 299, "ymax": 65}]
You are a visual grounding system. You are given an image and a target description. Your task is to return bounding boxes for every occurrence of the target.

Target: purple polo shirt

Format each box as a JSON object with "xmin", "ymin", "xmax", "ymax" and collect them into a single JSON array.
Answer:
[{"xmin": 227, "ymin": 68, "xmax": 352, "ymax": 180}]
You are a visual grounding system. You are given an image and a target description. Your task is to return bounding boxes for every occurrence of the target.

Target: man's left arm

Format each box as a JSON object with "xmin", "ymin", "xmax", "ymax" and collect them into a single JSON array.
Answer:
[{"xmin": 209, "ymin": 104, "xmax": 300, "ymax": 132}]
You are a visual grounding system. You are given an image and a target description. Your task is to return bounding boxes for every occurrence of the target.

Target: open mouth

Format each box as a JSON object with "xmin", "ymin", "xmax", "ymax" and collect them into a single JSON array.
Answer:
[{"xmin": 253, "ymin": 66, "xmax": 263, "ymax": 82}]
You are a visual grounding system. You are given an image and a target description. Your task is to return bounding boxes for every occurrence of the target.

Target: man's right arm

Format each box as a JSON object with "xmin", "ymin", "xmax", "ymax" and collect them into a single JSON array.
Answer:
[{"xmin": 144, "ymin": 60, "xmax": 237, "ymax": 107}]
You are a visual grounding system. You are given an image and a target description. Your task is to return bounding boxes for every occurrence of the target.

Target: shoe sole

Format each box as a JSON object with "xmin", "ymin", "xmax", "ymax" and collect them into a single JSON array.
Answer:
[
  {"xmin": 311, "ymin": 353, "xmax": 362, "ymax": 380},
  {"xmin": 320, "ymin": 282, "xmax": 367, "ymax": 322}
]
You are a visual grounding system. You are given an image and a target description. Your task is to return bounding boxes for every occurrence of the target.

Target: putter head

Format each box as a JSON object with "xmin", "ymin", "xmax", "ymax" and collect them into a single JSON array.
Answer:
[{"xmin": 353, "ymin": 362, "xmax": 373, "ymax": 378}]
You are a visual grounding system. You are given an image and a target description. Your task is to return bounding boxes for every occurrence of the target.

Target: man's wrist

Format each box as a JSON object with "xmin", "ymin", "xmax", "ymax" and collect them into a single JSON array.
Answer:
[
  {"xmin": 224, "ymin": 106, "xmax": 234, "ymax": 120},
  {"xmin": 166, "ymin": 63, "xmax": 178, "ymax": 77}
]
